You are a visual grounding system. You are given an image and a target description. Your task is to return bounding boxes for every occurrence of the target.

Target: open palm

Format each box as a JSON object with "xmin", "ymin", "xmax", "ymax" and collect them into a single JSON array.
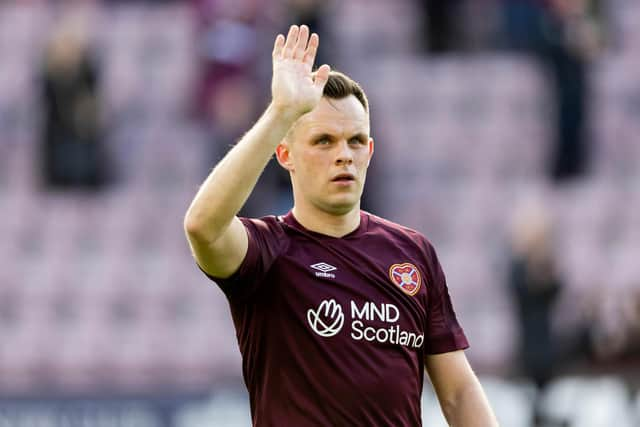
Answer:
[{"xmin": 271, "ymin": 25, "xmax": 331, "ymax": 117}]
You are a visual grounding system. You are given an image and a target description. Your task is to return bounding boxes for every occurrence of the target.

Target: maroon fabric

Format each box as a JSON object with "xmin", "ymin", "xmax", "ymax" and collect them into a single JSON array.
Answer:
[{"xmin": 201, "ymin": 211, "xmax": 469, "ymax": 426}]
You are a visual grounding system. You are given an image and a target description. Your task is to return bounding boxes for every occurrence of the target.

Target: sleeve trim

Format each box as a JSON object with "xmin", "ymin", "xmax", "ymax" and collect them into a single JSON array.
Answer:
[{"xmin": 424, "ymin": 329, "xmax": 470, "ymax": 355}]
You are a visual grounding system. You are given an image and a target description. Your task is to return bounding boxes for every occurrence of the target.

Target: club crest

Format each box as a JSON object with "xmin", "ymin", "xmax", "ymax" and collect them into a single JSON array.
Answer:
[{"xmin": 388, "ymin": 263, "xmax": 422, "ymax": 296}]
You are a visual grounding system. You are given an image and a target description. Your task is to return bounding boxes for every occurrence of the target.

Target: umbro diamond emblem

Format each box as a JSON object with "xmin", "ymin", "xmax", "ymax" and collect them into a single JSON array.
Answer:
[{"xmin": 310, "ymin": 262, "xmax": 337, "ymax": 278}]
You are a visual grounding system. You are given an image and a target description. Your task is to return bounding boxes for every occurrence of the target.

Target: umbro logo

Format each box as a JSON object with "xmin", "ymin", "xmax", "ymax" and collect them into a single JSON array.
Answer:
[
  {"xmin": 311, "ymin": 262, "xmax": 336, "ymax": 272},
  {"xmin": 310, "ymin": 262, "xmax": 337, "ymax": 278}
]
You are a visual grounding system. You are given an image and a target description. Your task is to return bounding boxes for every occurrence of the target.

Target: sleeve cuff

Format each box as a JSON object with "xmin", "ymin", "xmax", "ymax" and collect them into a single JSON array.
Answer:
[{"xmin": 424, "ymin": 329, "xmax": 470, "ymax": 354}]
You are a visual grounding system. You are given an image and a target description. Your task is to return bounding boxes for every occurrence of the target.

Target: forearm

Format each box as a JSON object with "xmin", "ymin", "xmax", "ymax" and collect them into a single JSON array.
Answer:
[
  {"xmin": 184, "ymin": 103, "xmax": 298, "ymax": 240},
  {"xmin": 440, "ymin": 378, "xmax": 498, "ymax": 427}
]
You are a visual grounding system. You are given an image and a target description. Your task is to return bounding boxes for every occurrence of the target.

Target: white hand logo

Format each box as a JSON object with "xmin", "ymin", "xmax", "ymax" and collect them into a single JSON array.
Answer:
[{"xmin": 307, "ymin": 299, "xmax": 344, "ymax": 337}]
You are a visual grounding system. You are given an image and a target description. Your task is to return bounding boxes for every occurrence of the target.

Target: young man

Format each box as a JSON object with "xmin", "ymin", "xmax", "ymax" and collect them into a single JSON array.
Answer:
[{"xmin": 184, "ymin": 25, "xmax": 498, "ymax": 426}]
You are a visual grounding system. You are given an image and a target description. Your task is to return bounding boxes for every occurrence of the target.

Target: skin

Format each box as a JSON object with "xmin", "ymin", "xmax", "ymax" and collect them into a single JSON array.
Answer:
[
  {"xmin": 183, "ymin": 24, "xmax": 331, "ymax": 279},
  {"xmin": 183, "ymin": 24, "xmax": 498, "ymax": 427},
  {"xmin": 275, "ymin": 96, "xmax": 374, "ymax": 237}
]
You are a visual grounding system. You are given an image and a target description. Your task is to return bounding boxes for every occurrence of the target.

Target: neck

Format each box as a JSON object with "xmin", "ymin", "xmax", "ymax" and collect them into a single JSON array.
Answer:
[{"xmin": 291, "ymin": 203, "xmax": 361, "ymax": 238}]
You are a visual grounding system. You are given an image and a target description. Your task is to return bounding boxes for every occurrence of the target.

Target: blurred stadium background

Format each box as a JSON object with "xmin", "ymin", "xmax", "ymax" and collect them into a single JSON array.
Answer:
[{"xmin": 0, "ymin": 0, "xmax": 639, "ymax": 426}]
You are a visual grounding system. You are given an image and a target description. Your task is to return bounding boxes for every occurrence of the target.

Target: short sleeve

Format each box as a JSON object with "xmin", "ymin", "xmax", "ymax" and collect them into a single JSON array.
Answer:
[
  {"xmin": 199, "ymin": 216, "xmax": 287, "ymax": 302},
  {"xmin": 422, "ymin": 242, "xmax": 469, "ymax": 354}
]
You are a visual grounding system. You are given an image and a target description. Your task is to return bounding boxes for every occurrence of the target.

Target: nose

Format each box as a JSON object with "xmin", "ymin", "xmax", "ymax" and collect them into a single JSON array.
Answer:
[{"xmin": 334, "ymin": 140, "xmax": 354, "ymax": 166}]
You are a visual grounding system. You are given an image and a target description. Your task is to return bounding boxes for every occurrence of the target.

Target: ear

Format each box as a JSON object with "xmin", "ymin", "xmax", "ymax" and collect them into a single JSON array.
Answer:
[
  {"xmin": 367, "ymin": 137, "xmax": 374, "ymax": 167},
  {"xmin": 275, "ymin": 141, "xmax": 294, "ymax": 172}
]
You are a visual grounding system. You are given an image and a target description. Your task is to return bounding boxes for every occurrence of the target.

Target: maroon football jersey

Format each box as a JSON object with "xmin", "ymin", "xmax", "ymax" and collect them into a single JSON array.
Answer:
[{"xmin": 200, "ymin": 211, "xmax": 468, "ymax": 426}]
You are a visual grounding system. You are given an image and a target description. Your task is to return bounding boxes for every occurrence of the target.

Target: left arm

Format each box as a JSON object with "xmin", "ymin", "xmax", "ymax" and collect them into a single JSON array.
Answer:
[{"xmin": 424, "ymin": 350, "xmax": 498, "ymax": 427}]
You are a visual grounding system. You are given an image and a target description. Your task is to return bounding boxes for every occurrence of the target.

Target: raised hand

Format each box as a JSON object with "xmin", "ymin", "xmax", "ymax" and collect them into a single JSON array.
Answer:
[{"xmin": 271, "ymin": 25, "xmax": 331, "ymax": 118}]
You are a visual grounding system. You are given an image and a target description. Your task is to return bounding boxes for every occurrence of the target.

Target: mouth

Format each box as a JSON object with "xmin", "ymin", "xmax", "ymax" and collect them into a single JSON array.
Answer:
[{"xmin": 331, "ymin": 173, "xmax": 356, "ymax": 183}]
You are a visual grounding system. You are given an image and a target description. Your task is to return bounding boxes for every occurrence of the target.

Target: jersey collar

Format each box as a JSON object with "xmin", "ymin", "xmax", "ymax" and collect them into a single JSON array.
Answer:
[{"xmin": 280, "ymin": 210, "xmax": 369, "ymax": 240}]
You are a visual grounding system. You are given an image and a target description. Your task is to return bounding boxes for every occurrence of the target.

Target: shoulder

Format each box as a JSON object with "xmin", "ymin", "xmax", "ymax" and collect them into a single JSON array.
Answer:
[
  {"xmin": 241, "ymin": 214, "xmax": 298, "ymax": 234},
  {"xmin": 364, "ymin": 211, "xmax": 433, "ymax": 248},
  {"xmin": 240, "ymin": 214, "xmax": 284, "ymax": 230},
  {"xmin": 239, "ymin": 215, "xmax": 291, "ymax": 249},
  {"xmin": 363, "ymin": 211, "xmax": 441, "ymax": 268}
]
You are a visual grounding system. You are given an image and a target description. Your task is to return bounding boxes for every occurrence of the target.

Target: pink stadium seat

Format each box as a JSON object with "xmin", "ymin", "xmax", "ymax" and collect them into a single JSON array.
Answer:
[
  {"xmin": 329, "ymin": 0, "xmax": 419, "ymax": 58},
  {"xmin": 153, "ymin": 291, "xmax": 237, "ymax": 388},
  {"xmin": 0, "ymin": 293, "xmax": 58, "ymax": 393}
]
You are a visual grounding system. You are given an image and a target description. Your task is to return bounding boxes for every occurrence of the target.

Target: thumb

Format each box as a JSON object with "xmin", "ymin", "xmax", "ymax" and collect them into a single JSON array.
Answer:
[{"xmin": 313, "ymin": 64, "xmax": 331, "ymax": 91}]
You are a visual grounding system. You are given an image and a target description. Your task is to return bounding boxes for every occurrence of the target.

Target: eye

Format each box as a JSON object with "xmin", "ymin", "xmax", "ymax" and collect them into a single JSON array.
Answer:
[
  {"xmin": 349, "ymin": 137, "xmax": 366, "ymax": 145},
  {"xmin": 314, "ymin": 137, "xmax": 330, "ymax": 145}
]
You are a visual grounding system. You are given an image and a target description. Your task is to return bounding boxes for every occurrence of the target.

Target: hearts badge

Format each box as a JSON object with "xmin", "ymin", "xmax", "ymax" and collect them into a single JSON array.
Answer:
[{"xmin": 388, "ymin": 263, "xmax": 422, "ymax": 296}]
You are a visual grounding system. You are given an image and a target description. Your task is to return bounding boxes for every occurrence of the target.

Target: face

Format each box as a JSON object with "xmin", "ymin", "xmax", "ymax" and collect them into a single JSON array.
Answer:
[{"xmin": 276, "ymin": 95, "xmax": 374, "ymax": 216}]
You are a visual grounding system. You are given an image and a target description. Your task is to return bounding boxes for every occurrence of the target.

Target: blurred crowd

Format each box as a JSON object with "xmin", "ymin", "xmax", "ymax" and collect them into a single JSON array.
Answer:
[
  {"xmin": 1, "ymin": 0, "xmax": 639, "ymax": 425},
  {"xmin": 38, "ymin": 0, "xmax": 607, "ymax": 191}
]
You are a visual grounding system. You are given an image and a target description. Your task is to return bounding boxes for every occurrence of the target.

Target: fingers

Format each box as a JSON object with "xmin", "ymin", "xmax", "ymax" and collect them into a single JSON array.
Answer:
[
  {"xmin": 278, "ymin": 25, "xmax": 315, "ymax": 62},
  {"xmin": 314, "ymin": 64, "xmax": 331, "ymax": 90},
  {"xmin": 283, "ymin": 25, "xmax": 299, "ymax": 58},
  {"xmin": 272, "ymin": 34, "xmax": 285, "ymax": 58},
  {"xmin": 303, "ymin": 33, "xmax": 319, "ymax": 66},
  {"xmin": 293, "ymin": 25, "xmax": 309, "ymax": 60}
]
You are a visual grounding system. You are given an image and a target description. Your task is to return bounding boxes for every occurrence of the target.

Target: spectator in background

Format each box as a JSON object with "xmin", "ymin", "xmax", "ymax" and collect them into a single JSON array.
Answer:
[
  {"xmin": 206, "ymin": 75, "xmax": 257, "ymax": 157},
  {"xmin": 418, "ymin": 0, "xmax": 465, "ymax": 53},
  {"xmin": 508, "ymin": 199, "xmax": 562, "ymax": 425},
  {"xmin": 621, "ymin": 289, "xmax": 640, "ymax": 358},
  {"xmin": 282, "ymin": 0, "xmax": 332, "ymax": 66},
  {"xmin": 585, "ymin": 285, "xmax": 640, "ymax": 363},
  {"xmin": 206, "ymin": 74, "xmax": 281, "ymax": 216},
  {"xmin": 191, "ymin": 0, "xmax": 262, "ymax": 121},
  {"xmin": 40, "ymin": 15, "xmax": 105, "ymax": 190},
  {"xmin": 502, "ymin": 0, "xmax": 605, "ymax": 182},
  {"xmin": 191, "ymin": 0, "xmax": 280, "ymax": 217}
]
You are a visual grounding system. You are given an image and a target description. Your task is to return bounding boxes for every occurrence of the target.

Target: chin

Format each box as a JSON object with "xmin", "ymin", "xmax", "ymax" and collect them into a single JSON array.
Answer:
[
  {"xmin": 329, "ymin": 205, "xmax": 356, "ymax": 216},
  {"xmin": 320, "ymin": 197, "xmax": 359, "ymax": 215}
]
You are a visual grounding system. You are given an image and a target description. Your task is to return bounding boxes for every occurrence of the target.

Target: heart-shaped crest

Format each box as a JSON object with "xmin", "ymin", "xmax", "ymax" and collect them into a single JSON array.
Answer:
[{"xmin": 388, "ymin": 263, "xmax": 422, "ymax": 296}]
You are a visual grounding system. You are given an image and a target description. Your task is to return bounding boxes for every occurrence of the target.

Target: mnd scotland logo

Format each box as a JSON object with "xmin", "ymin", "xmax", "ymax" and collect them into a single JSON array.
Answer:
[
  {"xmin": 307, "ymin": 299, "xmax": 344, "ymax": 337},
  {"xmin": 307, "ymin": 299, "xmax": 424, "ymax": 349}
]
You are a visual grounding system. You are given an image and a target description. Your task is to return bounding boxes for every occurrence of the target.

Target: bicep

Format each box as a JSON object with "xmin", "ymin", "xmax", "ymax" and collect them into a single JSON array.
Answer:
[{"xmin": 187, "ymin": 216, "xmax": 249, "ymax": 279}]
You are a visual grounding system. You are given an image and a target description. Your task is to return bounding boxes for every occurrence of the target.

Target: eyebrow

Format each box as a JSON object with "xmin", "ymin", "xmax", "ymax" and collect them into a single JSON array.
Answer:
[{"xmin": 310, "ymin": 132, "xmax": 368, "ymax": 142}]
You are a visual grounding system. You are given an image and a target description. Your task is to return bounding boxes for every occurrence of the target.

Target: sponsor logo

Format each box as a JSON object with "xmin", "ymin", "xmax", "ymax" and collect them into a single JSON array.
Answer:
[
  {"xmin": 310, "ymin": 262, "xmax": 337, "ymax": 278},
  {"xmin": 388, "ymin": 263, "xmax": 422, "ymax": 296},
  {"xmin": 307, "ymin": 299, "xmax": 424, "ymax": 348},
  {"xmin": 307, "ymin": 299, "xmax": 344, "ymax": 337}
]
